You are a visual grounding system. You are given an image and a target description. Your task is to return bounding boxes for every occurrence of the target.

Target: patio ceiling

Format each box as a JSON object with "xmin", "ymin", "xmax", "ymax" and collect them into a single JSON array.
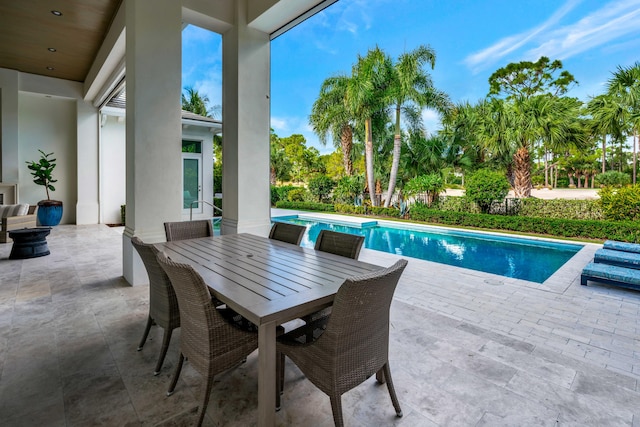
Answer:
[
  {"xmin": 0, "ymin": 0, "xmax": 337, "ymax": 85},
  {"xmin": 0, "ymin": 0, "xmax": 122, "ymax": 82}
]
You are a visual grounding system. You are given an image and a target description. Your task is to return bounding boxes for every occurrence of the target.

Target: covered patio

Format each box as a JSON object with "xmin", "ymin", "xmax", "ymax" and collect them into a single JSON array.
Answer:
[{"xmin": 1, "ymin": 221, "xmax": 638, "ymax": 426}]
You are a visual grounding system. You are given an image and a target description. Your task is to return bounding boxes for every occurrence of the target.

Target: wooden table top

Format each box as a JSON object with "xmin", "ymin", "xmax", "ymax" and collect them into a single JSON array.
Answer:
[{"xmin": 156, "ymin": 233, "xmax": 382, "ymax": 325}]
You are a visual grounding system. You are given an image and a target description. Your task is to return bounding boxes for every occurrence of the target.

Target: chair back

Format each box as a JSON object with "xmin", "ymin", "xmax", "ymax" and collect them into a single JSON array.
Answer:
[
  {"xmin": 314, "ymin": 230, "xmax": 365, "ymax": 259},
  {"xmin": 164, "ymin": 220, "xmax": 213, "ymax": 241},
  {"xmin": 269, "ymin": 222, "xmax": 306, "ymax": 245},
  {"xmin": 131, "ymin": 237, "xmax": 179, "ymax": 329},
  {"xmin": 323, "ymin": 259, "xmax": 408, "ymax": 388},
  {"xmin": 155, "ymin": 251, "xmax": 255, "ymax": 375}
]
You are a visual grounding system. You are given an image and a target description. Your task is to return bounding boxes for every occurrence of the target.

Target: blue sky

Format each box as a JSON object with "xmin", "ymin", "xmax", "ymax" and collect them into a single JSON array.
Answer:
[{"xmin": 182, "ymin": 0, "xmax": 640, "ymax": 155}]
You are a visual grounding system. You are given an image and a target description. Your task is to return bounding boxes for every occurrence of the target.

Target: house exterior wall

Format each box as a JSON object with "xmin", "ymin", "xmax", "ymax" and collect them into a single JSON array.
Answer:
[
  {"xmin": 100, "ymin": 115, "xmax": 126, "ymax": 224},
  {"xmin": 18, "ymin": 93, "xmax": 77, "ymax": 224},
  {"xmin": 99, "ymin": 114, "xmax": 215, "ymax": 225}
]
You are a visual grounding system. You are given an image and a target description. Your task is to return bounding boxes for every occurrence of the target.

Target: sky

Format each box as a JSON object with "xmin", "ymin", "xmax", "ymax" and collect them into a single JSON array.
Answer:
[{"xmin": 182, "ymin": 0, "xmax": 640, "ymax": 155}]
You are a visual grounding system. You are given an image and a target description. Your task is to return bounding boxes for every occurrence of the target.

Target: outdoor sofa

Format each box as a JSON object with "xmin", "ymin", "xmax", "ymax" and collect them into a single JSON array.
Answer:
[
  {"xmin": 1, "ymin": 204, "xmax": 37, "ymax": 243},
  {"xmin": 581, "ymin": 240, "xmax": 640, "ymax": 291}
]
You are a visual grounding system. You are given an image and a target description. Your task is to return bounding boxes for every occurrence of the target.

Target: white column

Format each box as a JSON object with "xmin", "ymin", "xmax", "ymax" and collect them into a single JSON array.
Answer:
[
  {"xmin": 122, "ymin": 0, "xmax": 182, "ymax": 285},
  {"xmin": 76, "ymin": 100, "xmax": 100, "ymax": 224},
  {"xmin": 221, "ymin": 0, "xmax": 271, "ymax": 236}
]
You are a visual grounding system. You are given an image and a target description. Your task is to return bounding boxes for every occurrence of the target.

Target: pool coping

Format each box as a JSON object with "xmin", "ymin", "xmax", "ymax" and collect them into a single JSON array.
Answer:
[{"xmin": 271, "ymin": 209, "xmax": 601, "ymax": 295}]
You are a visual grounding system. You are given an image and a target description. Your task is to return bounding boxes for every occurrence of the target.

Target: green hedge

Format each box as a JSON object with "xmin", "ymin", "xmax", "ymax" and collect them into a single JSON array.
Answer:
[
  {"xmin": 518, "ymin": 198, "xmax": 603, "ymax": 220},
  {"xmin": 275, "ymin": 201, "xmax": 335, "ymax": 211},
  {"xmin": 408, "ymin": 204, "xmax": 640, "ymax": 242}
]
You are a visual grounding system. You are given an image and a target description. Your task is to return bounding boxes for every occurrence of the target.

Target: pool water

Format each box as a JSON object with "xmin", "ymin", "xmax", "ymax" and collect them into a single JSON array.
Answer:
[{"xmin": 273, "ymin": 216, "xmax": 583, "ymax": 283}]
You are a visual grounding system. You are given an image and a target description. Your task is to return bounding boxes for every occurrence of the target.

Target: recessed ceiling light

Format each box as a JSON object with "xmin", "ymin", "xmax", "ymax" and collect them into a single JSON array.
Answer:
[
  {"xmin": 47, "ymin": 48, "xmax": 57, "ymax": 52},
  {"xmin": 46, "ymin": 66, "xmax": 55, "ymax": 70},
  {"xmin": 51, "ymin": 10, "xmax": 62, "ymax": 16}
]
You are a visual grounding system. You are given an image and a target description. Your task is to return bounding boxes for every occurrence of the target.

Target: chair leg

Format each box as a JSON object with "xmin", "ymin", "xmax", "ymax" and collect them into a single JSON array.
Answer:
[
  {"xmin": 329, "ymin": 395, "xmax": 345, "ymax": 427},
  {"xmin": 375, "ymin": 367, "xmax": 385, "ymax": 384},
  {"xmin": 137, "ymin": 315, "xmax": 153, "ymax": 351},
  {"xmin": 167, "ymin": 353, "xmax": 184, "ymax": 396},
  {"xmin": 382, "ymin": 363, "xmax": 402, "ymax": 417},
  {"xmin": 276, "ymin": 351, "xmax": 285, "ymax": 410},
  {"xmin": 153, "ymin": 327, "xmax": 174, "ymax": 375},
  {"xmin": 195, "ymin": 375, "xmax": 215, "ymax": 427}
]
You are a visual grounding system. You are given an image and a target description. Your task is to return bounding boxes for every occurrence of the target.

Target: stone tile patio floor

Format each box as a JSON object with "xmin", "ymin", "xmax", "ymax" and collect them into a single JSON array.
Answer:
[{"xmin": 0, "ymin": 224, "xmax": 638, "ymax": 426}]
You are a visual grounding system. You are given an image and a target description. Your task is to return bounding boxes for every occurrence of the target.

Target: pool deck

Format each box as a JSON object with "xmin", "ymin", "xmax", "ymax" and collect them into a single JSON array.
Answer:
[{"xmin": 1, "ymin": 215, "xmax": 639, "ymax": 425}]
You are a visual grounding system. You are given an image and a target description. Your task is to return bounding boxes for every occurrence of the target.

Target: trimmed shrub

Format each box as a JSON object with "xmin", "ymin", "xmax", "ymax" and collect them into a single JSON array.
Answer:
[
  {"xmin": 275, "ymin": 201, "xmax": 334, "ymax": 211},
  {"xmin": 213, "ymin": 197, "xmax": 222, "ymax": 213},
  {"xmin": 409, "ymin": 203, "xmax": 640, "ymax": 242},
  {"xmin": 271, "ymin": 185, "xmax": 297, "ymax": 205},
  {"xmin": 465, "ymin": 169, "xmax": 510, "ymax": 213},
  {"xmin": 432, "ymin": 195, "xmax": 480, "ymax": 213},
  {"xmin": 519, "ymin": 198, "xmax": 603, "ymax": 220},
  {"xmin": 308, "ymin": 175, "xmax": 335, "ymax": 203},
  {"xmin": 334, "ymin": 204, "xmax": 366, "ymax": 215},
  {"xmin": 599, "ymin": 185, "xmax": 640, "ymax": 221},
  {"xmin": 287, "ymin": 188, "xmax": 308, "ymax": 202}
]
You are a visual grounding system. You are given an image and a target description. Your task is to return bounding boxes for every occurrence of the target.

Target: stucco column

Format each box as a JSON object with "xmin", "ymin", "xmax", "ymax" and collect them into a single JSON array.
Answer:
[
  {"xmin": 221, "ymin": 0, "xmax": 271, "ymax": 236},
  {"xmin": 76, "ymin": 100, "xmax": 100, "ymax": 224},
  {"xmin": 122, "ymin": 0, "xmax": 182, "ymax": 285}
]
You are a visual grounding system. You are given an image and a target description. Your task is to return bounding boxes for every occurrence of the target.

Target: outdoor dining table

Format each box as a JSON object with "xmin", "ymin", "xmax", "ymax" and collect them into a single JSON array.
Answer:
[{"xmin": 155, "ymin": 232, "xmax": 384, "ymax": 427}]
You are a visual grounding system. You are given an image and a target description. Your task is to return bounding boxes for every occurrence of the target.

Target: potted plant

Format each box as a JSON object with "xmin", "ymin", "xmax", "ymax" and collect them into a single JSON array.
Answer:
[{"xmin": 26, "ymin": 150, "xmax": 63, "ymax": 226}]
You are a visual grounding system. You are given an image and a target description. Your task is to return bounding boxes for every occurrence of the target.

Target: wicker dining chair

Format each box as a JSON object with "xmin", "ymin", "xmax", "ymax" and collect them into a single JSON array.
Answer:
[
  {"xmin": 276, "ymin": 259, "xmax": 408, "ymax": 427},
  {"xmin": 156, "ymin": 251, "xmax": 260, "ymax": 427},
  {"xmin": 164, "ymin": 219, "xmax": 213, "ymax": 242},
  {"xmin": 302, "ymin": 230, "xmax": 366, "ymax": 324},
  {"xmin": 314, "ymin": 229, "xmax": 365, "ymax": 259},
  {"xmin": 268, "ymin": 222, "xmax": 306, "ymax": 245},
  {"xmin": 131, "ymin": 237, "xmax": 180, "ymax": 376}
]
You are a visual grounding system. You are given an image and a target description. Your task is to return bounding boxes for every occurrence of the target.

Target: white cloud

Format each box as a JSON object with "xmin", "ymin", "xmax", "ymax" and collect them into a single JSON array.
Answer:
[
  {"xmin": 525, "ymin": 0, "xmax": 640, "ymax": 61},
  {"xmin": 464, "ymin": 0, "xmax": 579, "ymax": 72},
  {"xmin": 270, "ymin": 116, "xmax": 289, "ymax": 132},
  {"xmin": 463, "ymin": 0, "xmax": 640, "ymax": 73}
]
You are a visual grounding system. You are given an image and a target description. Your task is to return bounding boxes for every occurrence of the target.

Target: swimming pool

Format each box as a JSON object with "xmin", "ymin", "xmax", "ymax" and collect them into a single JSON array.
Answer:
[{"xmin": 272, "ymin": 215, "xmax": 583, "ymax": 283}]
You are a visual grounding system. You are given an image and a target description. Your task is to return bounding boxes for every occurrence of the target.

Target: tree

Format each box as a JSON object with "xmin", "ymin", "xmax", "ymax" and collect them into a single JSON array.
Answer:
[
  {"xmin": 383, "ymin": 45, "xmax": 451, "ymax": 207},
  {"xmin": 587, "ymin": 94, "xmax": 627, "ymax": 173},
  {"xmin": 485, "ymin": 58, "xmax": 582, "ymax": 197},
  {"xmin": 310, "ymin": 75, "xmax": 355, "ymax": 175},
  {"xmin": 465, "ymin": 169, "xmax": 510, "ymax": 213},
  {"xmin": 308, "ymin": 175, "xmax": 335, "ymax": 202},
  {"xmin": 346, "ymin": 46, "xmax": 393, "ymax": 206},
  {"xmin": 488, "ymin": 56, "xmax": 577, "ymax": 100},
  {"xmin": 607, "ymin": 62, "xmax": 640, "ymax": 184},
  {"xmin": 403, "ymin": 173, "xmax": 444, "ymax": 206}
]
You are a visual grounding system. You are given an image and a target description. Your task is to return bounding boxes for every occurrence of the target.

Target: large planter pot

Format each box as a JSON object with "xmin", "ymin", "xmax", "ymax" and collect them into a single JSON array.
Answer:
[{"xmin": 37, "ymin": 200, "xmax": 63, "ymax": 226}]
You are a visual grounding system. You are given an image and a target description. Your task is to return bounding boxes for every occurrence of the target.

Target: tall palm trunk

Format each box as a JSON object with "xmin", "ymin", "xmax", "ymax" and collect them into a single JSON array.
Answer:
[
  {"xmin": 602, "ymin": 133, "xmax": 606, "ymax": 173},
  {"xmin": 384, "ymin": 105, "xmax": 402, "ymax": 207},
  {"xmin": 365, "ymin": 118, "xmax": 376, "ymax": 206},
  {"xmin": 513, "ymin": 145, "xmax": 532, "ymax": 198},
  {"xmin": 633, "ymin": 129, "xmax": 637, "ymax": 185},
  {"xmin": 340, "ymin": 125, "xmax": 353, "ymax": 176}
]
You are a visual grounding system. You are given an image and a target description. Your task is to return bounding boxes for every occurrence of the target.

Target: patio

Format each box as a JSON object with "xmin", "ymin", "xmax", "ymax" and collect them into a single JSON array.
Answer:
[{"xmin": 1, "ymin": 223, "xmax": 639, "ymax": 426}]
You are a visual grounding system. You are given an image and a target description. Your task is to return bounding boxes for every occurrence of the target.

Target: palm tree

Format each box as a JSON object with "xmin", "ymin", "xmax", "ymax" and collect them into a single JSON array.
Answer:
[
  {"xmin": 345, "ymin": 47, "xmax": 392, "ymax": 206},
  {"xmin": 587, "ymin": 93, "xmax": 628, "ymax": 173},
  {"xmin": 309, "ymin": 75, "xmax": 355, "ymax": 175},
  {"xmin": 383, "ymin": 45, "xmax": 451, "ymax": 207},
  {"xmin": 607, "ymin": 62, "xmax": 640, "ymax": 183}
]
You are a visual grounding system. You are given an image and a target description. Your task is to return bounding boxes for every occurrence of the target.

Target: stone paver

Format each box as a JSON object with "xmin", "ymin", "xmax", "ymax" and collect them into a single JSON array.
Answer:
[{"xmin": 1, "ymin": 221, "xmax": 639, "ymax": 426}]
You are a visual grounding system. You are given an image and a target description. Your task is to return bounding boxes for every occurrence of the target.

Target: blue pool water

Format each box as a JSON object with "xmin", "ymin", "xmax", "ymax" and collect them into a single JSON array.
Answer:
[{"xmin": 273, "ymin": 216, "xmax": 583, "ymax": 283}]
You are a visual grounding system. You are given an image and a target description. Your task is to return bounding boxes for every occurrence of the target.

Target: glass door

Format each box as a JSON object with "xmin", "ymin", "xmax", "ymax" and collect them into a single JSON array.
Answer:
[{"xmin": 182, "ymin": 140, "xmax": 203, "ymax": 215}]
